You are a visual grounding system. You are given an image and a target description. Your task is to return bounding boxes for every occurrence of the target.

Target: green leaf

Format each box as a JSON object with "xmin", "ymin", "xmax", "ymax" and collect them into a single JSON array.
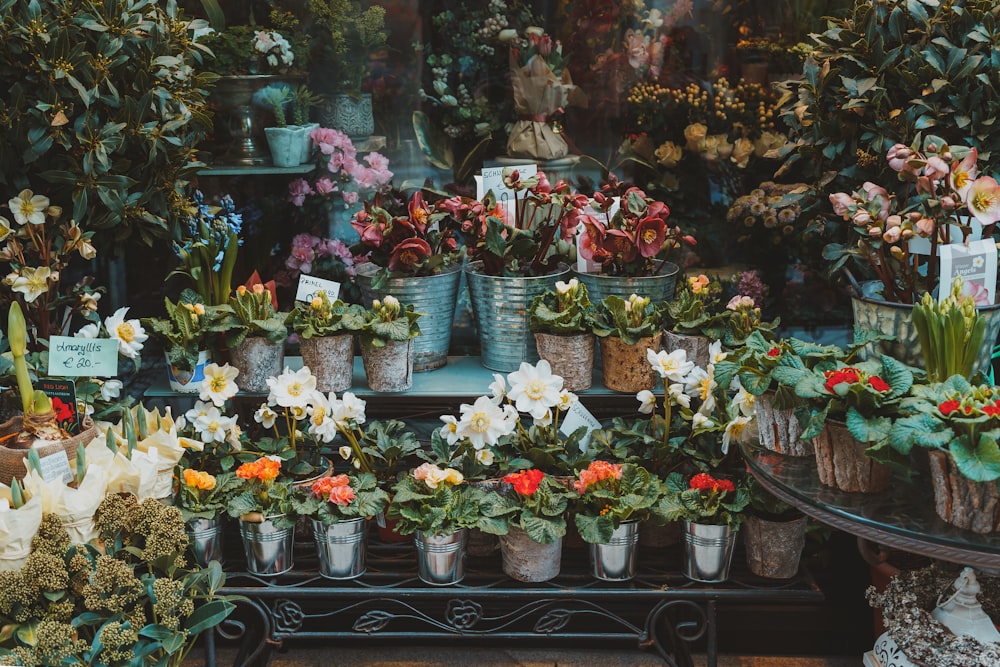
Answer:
[
  {"xmin": 186, "ymin": 599, "xmax": 235, "ymax": 636},
  {"xmin": 574, "ymin": 512, "xmax": 613, "ymax": 544},
  {"xmin": 523, "ymin": 515, "xmax": 565, "ymax": 544},
  {"xmin": 949, "ymin": 435, "xmax": 1000, "ymax": 483}
]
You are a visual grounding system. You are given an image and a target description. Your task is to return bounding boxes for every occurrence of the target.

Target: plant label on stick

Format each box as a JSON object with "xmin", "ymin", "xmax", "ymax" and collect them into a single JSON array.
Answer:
[
  {"xmin": 559, "ymin": 401, "xmax": 601, "ymax": 452},
  {"xmin": 37, "ymin": 378, "xmax": 81, "ymax": 434},
  {"xmin": 937, "ymin": 240, "xmax": 997, "ymax": 305},
  {"xmin": 295, "ymin": 274, "xmax": 341, "ymax": 303},
  {"xmin": 47, "ymin": 336, "xmax": 118, "ymax": 378},
  {"xmin": 576, "ymin": 196, "xmax": 621, "ymax": 273},
  {"xmin": 37, "ymin": 450, "xmax": 73, "ymax": 485}
]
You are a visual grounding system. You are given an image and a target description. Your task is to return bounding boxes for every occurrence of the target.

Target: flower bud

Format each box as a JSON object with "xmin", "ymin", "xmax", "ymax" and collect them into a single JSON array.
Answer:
[
  {"xmin": 890, "ymin": 245, "xmax": 906, "ymax": 260},
  {"xmin": 940, "ymin": 196, "xmax": 956, "ymax": 211}
]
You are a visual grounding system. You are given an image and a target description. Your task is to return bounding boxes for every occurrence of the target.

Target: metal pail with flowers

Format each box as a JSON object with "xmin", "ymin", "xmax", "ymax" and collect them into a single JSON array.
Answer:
[
  {"xmin": 187, "ymin": 516, "xmax": 224, "ymax": 568},
  {"xmin": 573, "ymin": 262, "xmax": 680, "ymax": 306},
  {"xmin": 239, "ymin": 515, "xmax": 294, "ymax": 576},
  {"xmin": 589, "ymin": 520, "xmax": 639, "ymax": 581},
  {"xmin": 683, "ymin": 520, "xmax": 736, "ymax": 583},
  {"xmin": 312, "ymin": 517, "xmax": 367, "ymax": 580}
]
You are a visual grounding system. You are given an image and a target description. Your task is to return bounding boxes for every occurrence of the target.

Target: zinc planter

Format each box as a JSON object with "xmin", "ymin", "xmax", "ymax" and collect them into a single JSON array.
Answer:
[
  {"xmin": 600, "ymin": 333, "xmax": 662, "ymax": 393},
  {"xmin": 300, "ymin": 334, "xmax": 354, "ymax": 393},
  {"xmin": 754, "ymin": 390, "xmax": 812, "ymax": 457},
  {"xmin": 683, "ymin": 521, "xmax": 736, "ymax": 583},
  {"xmin": 534, "ymin": 332, "xmax": 594, "ymax": 391},
  {"xmin": 166, "ymin": 350, "xmax": 210, "ymax": 393},
  {"xmin": 573, "ymin": 262, "xmax": 680, "ymax": 305},
  {"xmin": 465, "ymin": 261, "xmax": 571, "ymax": 372},
  {"xmin": 312, "ymin": 517, "xmax": 367, "ymax": 579},
  {"xmin": 743, "ymin": 514, "xmax": 807, "ymax": 579},
  {"xmin": 356, "ymin": 263, "xmax": 461, "ymax": 372},
  {"xmin": 360, "ymin": 339, "xmax": 414, "ymax": 392},
  {"xmin": 811, "ymin": 420, "xmax": 891, "ymax": 493},
  {"xmin": 499, "ymin": 526, "xmax": 562, "ymax": 582},
  {"xmin": 186, "ymin": 516, "xmax": 224, "ymax": 568},
  {"xmin": 230, "ymin": 337, "xmax": 285, "ymax": 394},
  {"xmin": 589, "ymin": 520, "xmax": 639, "ymax": 581},
  {"xmin": 239, "ymin": 515, "xmax": 294, "ymax": 576},
  {"xmin": 414, "ymin": 529, "xmax": 467, "ymax": 585}
]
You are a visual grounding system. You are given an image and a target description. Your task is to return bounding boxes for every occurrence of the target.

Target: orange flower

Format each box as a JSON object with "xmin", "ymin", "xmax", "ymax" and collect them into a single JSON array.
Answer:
[
  {"xmin": 503, "ymin": 469, "xmax": 545, "ymax": 496},
  {"xmin": 328, "ymin": 485, "xmax": 356, "ymax": 506},
  {"xmin": 237, "ymin": 457, "xmax": 282, "ymax": 483},
  {"xmin": 183, "ymin": 469, "xmax": 216, "ymax": 491},
  {"xmin": 574, "ymin": 460, "xmax": 623, "ymax": 493},
  {"xmin": 311, "ymin": 474, "xmax": 351, "ymax": 498}
]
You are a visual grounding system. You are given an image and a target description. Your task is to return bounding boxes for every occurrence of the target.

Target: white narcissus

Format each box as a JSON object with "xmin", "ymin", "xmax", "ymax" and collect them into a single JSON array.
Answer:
[
  {"xmin": 506, "ymin": 360, "xmax": 563, "ymax": 419},
  {"xmin": 104, "ymin": 307, "xmax": 147, "ymax": 360}
]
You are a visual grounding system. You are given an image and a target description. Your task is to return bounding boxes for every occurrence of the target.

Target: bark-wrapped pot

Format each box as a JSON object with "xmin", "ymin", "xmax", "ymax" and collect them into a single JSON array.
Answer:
[
  {"xmin": 754, "ymin": 390, "xmax": 812, "ymax": 457},
  {"xmin": 927, "ymin": 450, "xmax": 1000, "ymax": 534},
  {"xmin": 533, "ymin": 332, "xmax": 594, "ymax": 392},
  {"xmin": 743, "ymin": 514, "xmax": 807, "ymax": 579},
  {"xmin": 230, "ymin": 337, "xmax": 284, "ymax": 393},
  {"xmin": 360, "ymin": 339, "xmax": 414, "ymax": 392},
  {"xmin": 662, "ymin": 330, "xmax": 712, "ymax": 369},
  {"xmin": 499, "ymin": 526, "xmax": 562, "ymax": 582},
  {"xmin": 600, "ymin": 333, "xmax": 662, "ymax": 393},
  {"xmin": 300, "ymin": 334, "xmax": 354, "ymax": 393},
  {"xmin": 811, "ymin": 420, "xmax": 891, "ymax": 493}
]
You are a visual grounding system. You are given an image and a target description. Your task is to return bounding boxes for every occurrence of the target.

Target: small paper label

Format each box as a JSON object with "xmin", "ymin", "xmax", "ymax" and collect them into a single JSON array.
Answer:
[
  {"xmin": 575, "ymin": 197, "xmax": 620, "ymax": 273},
  {"xmin": 909, "ymin": 219, "xmax": 983, "ymax": 256},
  {"xmin": 47, "ymin": 336, "xmax": 119, "ymax": 378},
  {"xmin": 559, "ymin": 401, "xmax": 602, "ymax": 452},
  {"xmin": 295, "ymin": 274, "xmax": 341, "ymax": 303},
  {"xmin": 37, "ymin": 450, "xmax": 73, "ymax": 485},
  {"xmin": 37, "ymin": 378, "xmax": 81, "ymax": 434},
  {"xmin": 937, "ymin": 239, "xmax": 998, "ymax": 305}
]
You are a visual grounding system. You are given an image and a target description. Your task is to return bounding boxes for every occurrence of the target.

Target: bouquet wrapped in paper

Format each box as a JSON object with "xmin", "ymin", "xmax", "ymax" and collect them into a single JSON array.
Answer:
[
  {"xmin": 0, "ymin": 481, "xmax": 42, "ymax": 571},
  {"xmin": 505, "ymin": 28, "xmax": 585, "ymax": 161},
  {"xmin": 85, "ymin": 434, "xmax": 161, "ymax": 500},
  {"xmin": 23, "ymin": 464, "xmax": 107, "ymax": 545}
]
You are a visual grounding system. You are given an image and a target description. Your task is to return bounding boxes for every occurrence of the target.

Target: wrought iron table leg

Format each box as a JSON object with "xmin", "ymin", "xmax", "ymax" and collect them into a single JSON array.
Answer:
[{"xmin": 644, "ymin": 599, "xmax": 708, "ymax": 667}]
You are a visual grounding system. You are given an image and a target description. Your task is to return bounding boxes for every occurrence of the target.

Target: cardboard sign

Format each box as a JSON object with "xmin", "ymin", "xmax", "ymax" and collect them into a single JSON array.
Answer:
[
  {"xmin": 47, "ymin": 336, "xmax": 118, "ymax": 378},
  {"xmin": 37, "ymin": 378, "xmax": 81, "ymax": 434},
  {"xmin": 295, "ymin": 274, "xmax": 341, "ymax": 303},
  {"xmin": 937, "ymin": 239, "xmax": 998, "ymax": 305},
  {"xmin": 559, "ymin": 401, "xmax": 601, "ymax": 452},
  {"xmin": 37, "ymin": 450, "xmax": 73, "ymax": 485}
]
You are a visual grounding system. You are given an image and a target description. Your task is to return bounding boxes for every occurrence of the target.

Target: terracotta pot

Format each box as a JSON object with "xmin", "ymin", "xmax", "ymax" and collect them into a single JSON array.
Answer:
[
  {"xmin": 811, "ymin": 420, "xmax": 891, "ymax": 493},
  {"xmin": 600, "ymin": 333, "xmax": 662, "ymax": 393},
  {"xmin": 300, "ymin": 334, "xmax": 354, "ymax": 393},
  {"xmin": 534, "ymin": 332, "xmax": 594, "ymax": 391}
]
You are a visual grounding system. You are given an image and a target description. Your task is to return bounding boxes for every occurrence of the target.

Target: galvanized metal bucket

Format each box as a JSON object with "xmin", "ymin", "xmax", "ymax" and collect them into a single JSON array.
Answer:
[
  {"xmin": 186, "ymin": 516, "xmax": 224, "ymax": 568},
  {"xmin": 414, "ymin": 528, "xmax": 467, "ymax": 585},
  {"xmin": 683, "ymin": 521, "xmax": 736, "ymax": 583},
  {"xmin": 465, "ymin": 261, "xmax": 571, "ymax": 372},
  {"xmin": 312, "ymin": 517, "xmax": 367, "ymax": 580},
  {"xmin": 589, "ymin": 520, "xmax": 639, "ymax": 581},
  {"xmin": 357, "ymin": 263, "xmax": 462, "ymax": 372},
  {"xmin": 239, "ymin": 516, "xmax": 294, "ymax": 576},
  {"xmin": 573, "ymin": 262, "xmax": 679, "ymax": 306}
]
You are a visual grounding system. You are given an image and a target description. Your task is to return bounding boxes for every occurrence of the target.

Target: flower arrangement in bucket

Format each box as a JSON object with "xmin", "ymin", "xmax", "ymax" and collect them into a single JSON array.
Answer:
[
  {"xmin": 572, "ymin": 461, "xmax": 661, "ymax": 581},
  {"xmin": 285, "ymin": 291, "xmax": 366, "ymax": 392},
  {"xmin": 171, "ymin": 192, "xmax": 243, "ymax": 307},
  {"xmin": 282, "ymin": 233, "xmax": 361, "ymax": 303},
  {"xmin": 528, "ymin": 277, "xmax": 595, "ymax": 391},
  {"xmin": 479, "ymin": 468, "xmax": 574, "ymax": 582},
  {"xmin": 228, "ymin": 455, "xmax": 296, "ymax": 575},
  {"xmin": 590, "ymin": 293, "xmax": 668, "ymax": 393},
  {"xmin": 178, "ymin": 468, "xmax": 240, "ymax": 567},
  {"xmin": 357, "ymin": 295, "xmax": 421, "ymax": 392},
  {"xmin": 657, "ymin": 471, "xmax": 749, "ymax": 583},
  {"xmin": 911, "ymin": 276, "xmax": 990, "ymax": 383}
]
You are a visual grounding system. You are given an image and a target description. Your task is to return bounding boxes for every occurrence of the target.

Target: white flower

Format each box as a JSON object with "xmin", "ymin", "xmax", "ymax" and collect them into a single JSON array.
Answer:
[
  {"xmin": 535, "ymin": 409, "xmax": 553, "ymax": 427},
  {"xmin": 636, "ymin": 390, "xmax": 656, "ymax": 414},
  {"xmin": 456, "ymin": 395, "xmax": 516, "ymax": 449},
  {"xmin": 506, "ymin": 360, "xmax": 563, "ymax": 419},
  {"xmin": 722, "ymin": 415, "xmax": 753, "ymax": 455},
  {"xmin": 685, "ymin": 367, "xmax": 717, "ymax": 415},
  {"xmin": 11, "ymin": 266, "xmax": 52, "ymax": 303},
  {"xmin": 200, "ymin": 363, "xmax": 239, "ymax": 407},
  {"xmin": 307, "ymin": 398, "xmax": 339, "ymax": 444},
  {"xmin": 732, "ymin": 383, "xmax": 755, "ymax": 417},
  {"xmin": 692, "ymin": 412, "xmax": 713, "ymax": 430},
  {"xmin": 557, "ymin": 390, "xmax": 578, "ymax": 411},
  {"xmin": 339, "ymin": 445, "xmax": 352, "ymax": 460},
  {"xmin": 185, "ymin": 400, "xmax": 214, "ymax": 424},
  {"xmin": 0, "ymin": 217, "xmax": 11, "ymax": 242},
  {"xmin": 647, "ymin": 348, "xmax": 695, "ymax": 382},
  {"xmin": 290, "ymin": 405, "xmax": 309, "ymax": 421},
  {"xmin": 266, "ymin": 367, "xmax": 318, "ymax": 409},
  {"xmin": 440, "ymin": 415, "xmax": 461, "ymax": 445},
  {"xmin": 330, "ymin": 392, "xmax": 366, "ymax": 427},
  {"xmin": 475, "ymin": 449, "xmax": 494, "ymax": 466},
  {"xmin": 708, "ymin": 340, "xmax": 728, "ymax": 365},
  {"xmin": 9, "ymin": 189, "xmax": 49, "ymax": 225},
  {"xmin": 100, "ymin": 379, "xmax": 123, "ymax": 401},
  {"xmin": 668, "ymin": 383, "xmax": 691, "ymax": 409},
  {"xmin": 227, "ymin": 424, "xmax": 243, "ymax": 451},
  {"xmin": 488, "ymin": 373, "xmax": 507, "ymax": 404},
  {"xmin": 104, "ymin": 307, "xmax": 147, "ymax": 360},
  {"xmin": 194, "ymin": 407, "xmax": 236, "ymax": 443},
  {"xmin": 555, "ymin": 278, "xmax": 578, "ymax": 294},
  {"xmin": 254, "ymin": 403, "xmax": 277, "ymax": 429},
  {"xmin": 75, "ymin": 323, "xmax": 99, "ymax": 339}
]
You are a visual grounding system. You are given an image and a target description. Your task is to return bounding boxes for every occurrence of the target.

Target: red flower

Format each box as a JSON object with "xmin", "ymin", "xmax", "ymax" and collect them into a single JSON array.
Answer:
[
  {"xmin": 938, "ymin": 399, "xmax": 961, "ymax": 416},
  {"xmin": 407, "ymin": 192, "xmax": 431, "ymax": 234},
  {"xmin": 388, "ymin": 237, "xmax": 432, "ymax": 271},
  {"xmin": 983, "ymin": 404, "xmax": 1000, "ymax": 418},
  {"xmin": 603, "ymin": 228, "xmax": 638, "ymax": 263},
  {"xmin": 51, "ymin": 396, "xmax": 73, "ymax": 422},
  {"xmin": 766, "ymin": 347, "xmax": 781, "ymax": 357},
  {"xmin": 578, "ymin": 217, "xmax": 609, "ymax": 262},
  {"xmin": 824, "ymin": 367, "xmax": 861, "ymax": 393},
  {"xmin": 867, "ymin": 376, "xmax": 891, "ymax": 392},
  {"xmin": 689, "ymin": 473, "xmax": 734, "ymax": 494},
  {"xmin": 504, "ymin": 468, "xmax": 545, "ymax": 496},
  {"xmin": 634, "ymin": 216, "xmax": 666, "ymax": 258}
]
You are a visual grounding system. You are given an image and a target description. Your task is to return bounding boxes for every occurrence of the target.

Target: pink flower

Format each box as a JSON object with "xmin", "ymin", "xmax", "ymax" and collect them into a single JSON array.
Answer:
[
  {"xmin": 967, "ymin": 176, "xmax": 1000, "ymax": 225},
  {"xmin": 950, "ymin": 148, "xmax": 979, "ymax": 199},
  {"xmin": 314, "ymin": 176, "xmax": 337, "ymax": 195},
  {"xmin": 288, "ymin": 179, "xmax": 313, "ymax": 207},
  {"xmin": 311, "ymin": 127, "xmax": 354, "ymax": 157},
  {"xmin": 886, "ymin": 143, "xmax": 912, "ymax": 172},
  {"xmin": 861, "ymin": 182, "xmax": 891, "ymax": 220},
  {"xmin": 342, "ymin": 191, "xmax": 359, "ymax": 206},
  {"xmin": 829, "ymin": 192, "xmax": 854, "ymax": 218},
  {"xmin": 389, "ymin": 237, "xmax": 432, "ymax": 271},
  {"xmin": 961, "ymin": 280, "xmax": 991, "ymax": 307},
  {"xmin": 634, "ymin": 216, "xmax": 666, "ymax": 258},
  {"xmin": 923, "ymin": 156, "xmax": 950, "ymax": 181}
]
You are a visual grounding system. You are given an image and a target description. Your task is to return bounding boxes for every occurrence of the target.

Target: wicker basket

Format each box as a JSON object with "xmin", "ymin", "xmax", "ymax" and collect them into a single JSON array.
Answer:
[{"xmin": 0, "ymin": 416, "xmax": 97, "ymax": 486}]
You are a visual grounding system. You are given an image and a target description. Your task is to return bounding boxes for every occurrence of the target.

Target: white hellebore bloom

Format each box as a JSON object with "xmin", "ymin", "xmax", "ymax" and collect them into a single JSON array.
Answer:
[
  {"xmin": 685, "ymin": 366, "xmax": 718, "ymax": 415},
  {"xmin": 506, "ymin": 360, "xmax": 563, "ymax": 419},
  {"xmin": 307, "ymin": 398, "xmax": 339, "ymax": 444},
  {"xmin": 9, "ymin": 189, "xmax": 49, "ymax": 225},
  {"xmin": 266, "ymin": 366, "xmax": 317, "ymax": 409},
  {"xmin": 557, "ymin": 390, "xmax": 578, "ymax": 411},
  {"xmin": 339, "ymin": 445, "xmax": 352, "ymax": 460},
  {"xmin": 732, "ymin": 382, "xmax": 755, "ymax": 417},
  {"xmin": 667, "ymin": 383, "xmax": 691, "ymax": 409},
  {"xmin": 722, "ymin": 415, "xmax": 753, "ymax": 455},
  {"xmin": 535, "ymin": 409, "xmax": 553, "ymax": 428},
  {"xmin": 200, "ymin": 363, "xmax": 239, "ymax": 407},
  {"xmin": 440, "ymin": 415, "xmax": 461, "ymax": 445},
  {"xmin": 74, "ymin": 322, "xmax": 99, "ymax": 339},
  {"xmin": 185, "ymin": 400, "xmax": 214, "ymax": 424},
  {"xmin": 330, "ymin": 392, "xmax": 367, "ymax": 428},
  {"xmin": 456, "ymin": 395, "xmax": 516, "ymax": 450},
  {"xmin": 105, "ymin": 307, "xmax": 147, "ymax": 359},
  {"xmin": 636, "ymin": 390, "xmax": 656, "ymax": 415},
  {"xmin": 691, "ymin": 412, "xmax": 713, "ymax": 430},
  {"xmin": 476, "ymin": 448, "xmax": 494, "ymax": 466},
  {"xmin": 254, "ymin": 403, "xmax": 277, "ymax": 429},
  {"xmin": 488, "ymin": 373, "xmax": 507, "ymax": 404},
  {"xmin": 708, "ymin": 339, "xmax": 728, "ymax": 365},
  {"xmin": 647, "ymin": 348, "xmax": 695, "ymax": 382},
  {"xmin": 11, "ymin": 266, "xmax": 52, "ymax": 303},
  {"xmin": 194, "ymin": 407, "xmax": 236, "ymax": 443},
  {"xmin": 100, "ymin": 379, "xmax": 123, "ymax": 402}
]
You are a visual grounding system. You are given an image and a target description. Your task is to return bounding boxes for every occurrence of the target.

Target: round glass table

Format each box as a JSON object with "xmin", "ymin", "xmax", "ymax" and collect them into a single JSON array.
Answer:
[{"xmin": 741, "ymin": 443, "xmax": 1000, "ymax": 572}]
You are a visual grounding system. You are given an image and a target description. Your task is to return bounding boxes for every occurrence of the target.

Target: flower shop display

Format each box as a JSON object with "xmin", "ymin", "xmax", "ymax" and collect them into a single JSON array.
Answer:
[
  {"xmin": 260, "ymin": 83, "xmax": 321, "ymax": 167},
  {"xmin": 178, "ymin": 468, "xmax": 240, "ymax": 567},
  {"xmin": 479, "ymin": 469, "xmax": 574, "ymax": 582},
  {"xmin": 527, "ymin": 277, "xmax": 596, "ymax": 392},
  {"xmin": 220, "ymin": 278, "xmax": 288, "ymax": 393},
  {"xmin": 0, "ymin": 480, "xmax": 41, "ymax": 571},
  {"xmin": 591, "ymin": 293, "xmax": 667, "ymax": 393},
  {"xmin": 504, "ymin": 27, "xmax": 582, "ymax": 161},
  {"xmin": 443, "ymin": 169, "xmax": 580, "ymax": 371},
  {"xmin": 0, "ymin": 494, "xmax": 236, "ymax": 666},
  {"xmin": 141, "ymin": 294, "xmax": 224, "ymax": 393},
  {"xmin": 352, "ymin": 190, "xmax": 463, "ymax": 371},
  {"xmin": 742, "ymin": 477, "xmax": 807, "ymax": 580},
  {"xmin": 292, "ymin": 472, "xmax": 389, "ymax": 579},
  {"xmin": 286, "ymin": 291, "xmax": 366, "ymax": 392},
  {"xmin": 575, "ymin": 181, "xmax": 692, "ymax": 303},
  {"xmin": 890, "ymin": 376, "xmax": 1000, "ymax": 534},
  {"xmin": 658, "ymin": 472, "xmax": 749, "ymax": 583},
  {"xmin": 282, "ymin": 233, "xmax": 362, "ymax": 304},
  {"xmin": 789, "ymin": 355, "xmax": 914, "ymax": 493},
  {"xmin": 387, "ymin": 464, "xmax": 486, "ymax": 585},
  {"xmin": 357, "ymin": 295, "xmax": 421, "ymax": 392},
  {"xmin": 573, "ymin": 461, "xmax": 661, "ymax": 581},
  {"xmin": 228, "ymin": 456, "xmax": 296, "ymax": 576}
]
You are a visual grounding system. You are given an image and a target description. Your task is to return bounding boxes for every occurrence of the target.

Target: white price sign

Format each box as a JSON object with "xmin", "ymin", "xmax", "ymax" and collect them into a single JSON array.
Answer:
[
  {"xmin": 295, "ymin": 274, "xmax": 341, "ymax": 303},
  {"xmin": 559, "ymin": 401, "xmax": 602, "ymax": 452}
]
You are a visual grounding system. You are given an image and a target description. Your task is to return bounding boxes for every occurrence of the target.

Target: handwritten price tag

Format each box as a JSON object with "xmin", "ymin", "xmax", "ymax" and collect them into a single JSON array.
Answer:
[
  {"xmin": 559, "ymin": 401, "xmax": 602, "ymax": 452},
  {"xmin": 47, "ymin": 336, "xmax": 119, "ymax": 378},
  {"xmin": 295, "ymin": 274, "xmax": 341, "ymax": 303}
]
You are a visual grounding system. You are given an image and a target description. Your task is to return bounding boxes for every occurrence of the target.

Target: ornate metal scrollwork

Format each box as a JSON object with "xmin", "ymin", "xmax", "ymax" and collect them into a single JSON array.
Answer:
[
  {"xmin": 534, "ymin": 609, "xmax": 573, "ymax": 634},
  {"xmin": 445, "ymin": 599, "xmax": 483, "ymax": 630},
  {"xmin": 353, "ymin": 609, "xmax": 394, "ymax": 633},
  {"xmin": 272, "ymin": 599, "xmax": 305, "ymax": 634}
]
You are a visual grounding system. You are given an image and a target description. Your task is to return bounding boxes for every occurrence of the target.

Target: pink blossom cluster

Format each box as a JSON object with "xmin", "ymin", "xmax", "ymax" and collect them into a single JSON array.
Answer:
[
  {"xmin": 285, "ymin": 233, "xmax": 358, "ymax": 277},
  {"xmin": 287, "ymin": 128, "xmax": 393, "ymax": 208}
]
